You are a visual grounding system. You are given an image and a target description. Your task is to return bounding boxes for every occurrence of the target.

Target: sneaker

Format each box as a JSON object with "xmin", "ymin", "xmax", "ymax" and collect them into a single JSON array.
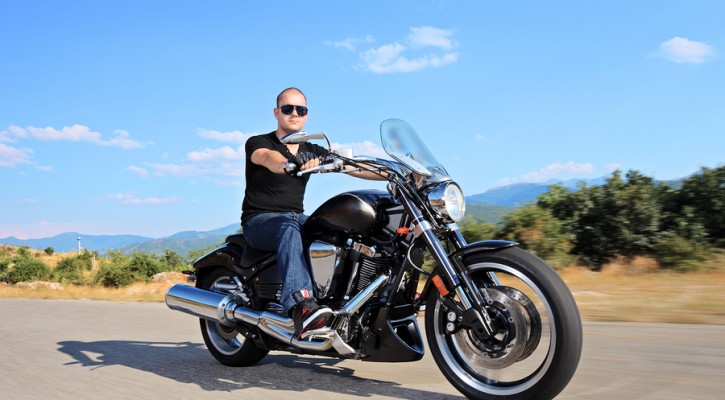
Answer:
[{"xmin": 291, "ymin": 291, "xmax": 332, "ymax": 339}]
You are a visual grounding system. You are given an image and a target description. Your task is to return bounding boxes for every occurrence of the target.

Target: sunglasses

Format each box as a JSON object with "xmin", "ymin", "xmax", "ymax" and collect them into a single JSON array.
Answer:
[{"xmin": 279, "ymin": 104, "xmax": 308, "ymax": 117}]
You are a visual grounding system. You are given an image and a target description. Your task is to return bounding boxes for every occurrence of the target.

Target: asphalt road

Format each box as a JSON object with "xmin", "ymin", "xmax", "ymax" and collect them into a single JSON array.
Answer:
[{"xmin": 1, "ymin": 298, "xmax": 723, "ymax": 399}]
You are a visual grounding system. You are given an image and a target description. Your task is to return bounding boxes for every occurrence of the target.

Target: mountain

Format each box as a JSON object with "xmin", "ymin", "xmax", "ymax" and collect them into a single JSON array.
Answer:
[
  {"xmin": 0, "ymin": 224, "xmax": 240, "ymax": 257},
  {"xmin": 466, "ymin": 177, "xmax": 608, "ymax": 207},
  {"xmin": 117, "ymin": 223, "xmax": 240, "ymax": 257},
  {"xmin": 0, "ymin": 232, "xmax": 152, "ymax": 253}
]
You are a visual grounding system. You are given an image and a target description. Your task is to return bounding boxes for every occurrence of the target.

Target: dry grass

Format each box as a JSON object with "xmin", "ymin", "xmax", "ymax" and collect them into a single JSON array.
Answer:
[
  {"xmin": 0, "ymin": 273, "xmax": 191, "ymax": 302},
  {"xmin": 562, "ymin": 257, "xmax": 725, "ymax": 324},
  {"xmin": 2, "ymin": 246, "xmax": 724, "ymax": 324}
]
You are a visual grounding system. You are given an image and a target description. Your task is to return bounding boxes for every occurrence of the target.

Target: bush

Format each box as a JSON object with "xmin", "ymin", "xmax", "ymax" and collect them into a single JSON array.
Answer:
[
  {"xmin": 655, "ymin": 234, "xmax": 708, "ymax": 271},
  {"xmin": 5, "ymin": 257, "xmax": 51, "ymax": 283},
  {"xmin": 53, "ymin": 256, "xmax": 91, "ymax": 285},
  {"xmin": 44, "ymin": 247, "xmax": 55, "ymax": 256},
  {"xmin": 95, "ymin": 262, "xmax": 136, "ymax": 287},
  {"xmin": 128, "ymin": 253, "xmax": 163, "ymax": 280}
]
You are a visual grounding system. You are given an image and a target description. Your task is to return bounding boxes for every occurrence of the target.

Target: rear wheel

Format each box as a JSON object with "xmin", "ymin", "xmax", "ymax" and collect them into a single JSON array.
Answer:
[
  {"xmin": 425, "ymin": 247, "xmax": 582, "ymax": 399},
  {"xmin": 198, "ymin": 267, "xmax": 268, "ymax": 366}
]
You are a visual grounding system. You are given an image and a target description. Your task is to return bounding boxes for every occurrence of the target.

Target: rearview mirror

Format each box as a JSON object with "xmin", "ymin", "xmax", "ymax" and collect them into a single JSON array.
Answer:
[{"xmin": 280, "ymin": 131, "xmax": 327, "ymax": 144}]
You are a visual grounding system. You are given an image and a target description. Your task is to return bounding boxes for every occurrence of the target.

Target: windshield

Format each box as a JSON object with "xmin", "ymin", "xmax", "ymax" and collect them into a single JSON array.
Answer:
[{"xmin": 380, "ymin": 118, "xmax": 450, "ymax": 184}]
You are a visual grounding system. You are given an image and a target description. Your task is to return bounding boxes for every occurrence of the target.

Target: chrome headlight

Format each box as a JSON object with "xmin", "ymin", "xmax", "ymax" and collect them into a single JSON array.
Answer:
[{"xmin": 426, "ymin": 182, "xmax": 466, "ymax": 223}]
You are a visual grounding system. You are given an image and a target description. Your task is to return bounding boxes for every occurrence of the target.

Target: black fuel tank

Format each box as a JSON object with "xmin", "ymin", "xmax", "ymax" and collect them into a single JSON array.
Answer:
[{"xmin": 304, "ymin": 190, "xmax": 393, "ymax": 238}]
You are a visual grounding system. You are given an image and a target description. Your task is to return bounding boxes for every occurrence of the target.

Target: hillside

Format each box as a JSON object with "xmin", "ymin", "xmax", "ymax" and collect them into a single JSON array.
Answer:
[{"xmin": 117, "ymin": 223, "xmax": 240, "ymax": 257}]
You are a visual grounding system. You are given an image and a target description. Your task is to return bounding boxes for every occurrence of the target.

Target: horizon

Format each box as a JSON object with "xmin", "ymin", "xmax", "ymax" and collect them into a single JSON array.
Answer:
[{"xmin": 2, "ymin": 1, "xmax": 723, "ymax": 239}]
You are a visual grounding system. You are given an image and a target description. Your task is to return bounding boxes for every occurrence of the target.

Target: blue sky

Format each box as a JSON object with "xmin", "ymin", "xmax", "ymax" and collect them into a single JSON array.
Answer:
[{"xmin": 1, "ymin": 1, "xmax": 723, "ymax": 239}]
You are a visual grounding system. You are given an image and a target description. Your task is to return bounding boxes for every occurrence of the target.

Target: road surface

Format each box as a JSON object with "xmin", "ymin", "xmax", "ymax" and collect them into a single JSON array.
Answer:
[{"xmin": 1, "ymin": 298, "xmax": 723, "ymax": 399}]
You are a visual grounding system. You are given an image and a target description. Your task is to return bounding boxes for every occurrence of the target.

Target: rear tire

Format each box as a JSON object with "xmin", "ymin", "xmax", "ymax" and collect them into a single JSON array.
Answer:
[
  {"xmin": 425, "ymin": 247, "xmax": 582, "ymax": 399},
  {"xmin": 198, "ymin": 267, "xmax": 268, "ymax": 367}
]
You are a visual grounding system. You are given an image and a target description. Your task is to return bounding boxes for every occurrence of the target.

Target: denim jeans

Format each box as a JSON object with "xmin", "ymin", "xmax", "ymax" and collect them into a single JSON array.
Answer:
[{"xmin": 242, "ymin": 212, "xmax": 312, "ymax": 313}]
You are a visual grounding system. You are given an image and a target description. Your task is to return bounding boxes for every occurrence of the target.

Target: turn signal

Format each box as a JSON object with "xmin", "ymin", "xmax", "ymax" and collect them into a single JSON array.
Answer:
[{"xmin": 431, "ymin": 275, "xmax": 450, "ymax": 297}]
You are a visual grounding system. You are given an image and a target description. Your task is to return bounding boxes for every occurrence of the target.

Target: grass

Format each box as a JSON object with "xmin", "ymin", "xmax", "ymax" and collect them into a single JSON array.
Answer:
[{"xmin": 2, "ymin": 247, "xmax": 724, "ymax": 324}]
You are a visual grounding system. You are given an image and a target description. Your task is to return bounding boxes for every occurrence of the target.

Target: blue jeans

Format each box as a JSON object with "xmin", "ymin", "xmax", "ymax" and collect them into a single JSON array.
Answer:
[{"xmin": 242, "ymin": 212, "xmax": 313, "ymax": 313}]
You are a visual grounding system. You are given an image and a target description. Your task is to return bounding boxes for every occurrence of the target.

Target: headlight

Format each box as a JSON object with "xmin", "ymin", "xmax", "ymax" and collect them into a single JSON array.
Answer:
[{"xmin": 427, "ymin": 182, "xmax": 466, "ymax": 223}]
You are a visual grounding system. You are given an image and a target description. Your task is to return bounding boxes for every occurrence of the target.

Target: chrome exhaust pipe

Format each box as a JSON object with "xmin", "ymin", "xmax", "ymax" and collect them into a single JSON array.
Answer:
[
  {"xmin": 165, "ymin": 284, "xmax": 334, "ymax": 351},
  {"xmin": 165, "ymin": 274, "xmax": 390, "ymax": 354}
]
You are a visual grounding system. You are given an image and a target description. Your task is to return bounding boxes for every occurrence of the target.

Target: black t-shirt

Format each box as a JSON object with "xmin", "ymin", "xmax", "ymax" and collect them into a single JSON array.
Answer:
[{"xmin": 241, "ymin": 132, "xmax": 329, "ymax": 222}]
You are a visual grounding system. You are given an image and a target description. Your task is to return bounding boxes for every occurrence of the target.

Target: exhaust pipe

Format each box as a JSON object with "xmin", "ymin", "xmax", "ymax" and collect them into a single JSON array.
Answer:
[{"xmin": 165, "ymin": 274, "xmax": 389, "ymax": 353}]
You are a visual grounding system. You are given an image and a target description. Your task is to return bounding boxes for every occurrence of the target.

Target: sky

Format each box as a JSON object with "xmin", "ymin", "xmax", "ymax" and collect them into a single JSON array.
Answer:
[{"xmin": 1, "ymin": 1, "xmax": 723, "ymax": 240}]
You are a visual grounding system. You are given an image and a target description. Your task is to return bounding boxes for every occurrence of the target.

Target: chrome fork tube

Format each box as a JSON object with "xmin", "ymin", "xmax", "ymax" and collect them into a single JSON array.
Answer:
[{"xmin": 395, "ymin": 186, "xmax": 494, "ymax": 336}]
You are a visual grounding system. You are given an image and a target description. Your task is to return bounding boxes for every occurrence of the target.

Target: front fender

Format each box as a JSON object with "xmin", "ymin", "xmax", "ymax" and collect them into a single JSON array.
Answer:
[
  {"xmin": 416, "ymin": 240, "xmax": 518, "ymax": 308},
  {"xmin": 450, "ymin": 240, "xmax": 518, "ymax": 260}
]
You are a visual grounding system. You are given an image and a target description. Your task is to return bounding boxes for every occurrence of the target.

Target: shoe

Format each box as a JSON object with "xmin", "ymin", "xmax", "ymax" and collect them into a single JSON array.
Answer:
[{"xmin": 291, "ymin": 291, "xmax": 332, "ymax": 339}]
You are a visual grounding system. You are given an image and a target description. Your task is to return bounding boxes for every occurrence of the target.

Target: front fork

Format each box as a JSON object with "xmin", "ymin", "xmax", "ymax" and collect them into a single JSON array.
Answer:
[{"xmin": 396, "ymin": 187, "xmax": 495, "ymax": 337}]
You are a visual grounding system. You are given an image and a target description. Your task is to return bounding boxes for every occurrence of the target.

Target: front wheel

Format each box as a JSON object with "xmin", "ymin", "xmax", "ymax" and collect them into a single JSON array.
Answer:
[
  {"xmin": 198, "ymin": 267, "xmax": 269, "ymax": 367},
  {"xmin": 425, "ymin": 247, "xmax": 582, "ymax": 400}
]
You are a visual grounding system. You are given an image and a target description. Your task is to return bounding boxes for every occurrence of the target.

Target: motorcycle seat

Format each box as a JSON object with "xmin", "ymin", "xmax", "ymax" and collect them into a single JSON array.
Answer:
[{"xmin": 224, "ymin": 233, "xmax": 274, "ymax": 268}]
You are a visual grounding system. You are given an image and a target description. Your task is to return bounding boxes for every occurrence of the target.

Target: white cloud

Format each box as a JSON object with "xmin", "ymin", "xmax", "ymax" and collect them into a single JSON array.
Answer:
[
  {"xmin": 408, "ymin": 26, "xmax": 456, "ymax": 50},
  {"xmin": 197, "ymin": 129, "xmax": 257, "ymax": 144},
  {"xmin": 328, "ymin": 26, "xmax": 458, "ymax": 74},
  {"xmin": 187, "ymin": 146, "xmax": 242, "ymax": 162},
  {"xmin": 0, "ymin": 143, "xmax": 33, "ymax": 168},
  {"xmin": 0, "ymin": 125, "xmax": 27, "ymax": 142},
  {"xmin": 108, "ymin": 193, "xmax": 182, "ymax": 205},
  {"xmin": 658, "ymin": 37, "xmax": 715, "ymax": 64},
  {"xmin": 324, "ymin": 35, "xmax": 375, "ymax": 51},
  {"xmin": 500, "ymin": 162, "xmax": 595, "ymax": 185},
  {"xmin": 127, "ymin": 165, "xmax": 149, "ymax": 177},
  {"xmin": 148, "ymin": 144, "xmax": 245, "ymax": 185},
  {"xmin": 100, "ymin": 130, "xmax": 152, "ymax": 149},
  {"xmin": 3, "ymin": 124, "xmax": 151, "ymax": 149}
]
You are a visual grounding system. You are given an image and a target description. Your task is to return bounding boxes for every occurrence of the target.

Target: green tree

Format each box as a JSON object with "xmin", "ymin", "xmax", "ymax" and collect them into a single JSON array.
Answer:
[
  {"xmin": 677, "ymin": 166, "xmax": 725, "ymax": 246},
  {"xmin": 128, "ymin": 252, "xmax": 163, "ymax": 280},
  {"xmin": 497, "ymin": 204, "xmax": 573, "ymax": 268},
  {"xmin": 161, "ymin": 249, "xmax": 187, "ymax": 271},
  {"xmin": 459, "ymin": 218, "xmax": 497, "ymax": 243}
]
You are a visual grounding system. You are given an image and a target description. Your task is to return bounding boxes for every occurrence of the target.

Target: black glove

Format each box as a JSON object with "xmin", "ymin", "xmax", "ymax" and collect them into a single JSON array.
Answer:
[{"xmin": 291, "ymin": 152, "xmax": 320, "ymax": 168}]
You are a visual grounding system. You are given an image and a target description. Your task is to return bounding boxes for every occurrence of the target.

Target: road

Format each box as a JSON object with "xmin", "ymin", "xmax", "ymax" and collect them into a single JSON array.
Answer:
[{"xmin": 1, "ymin": 298, "xmax": 723, "ymax": 399}]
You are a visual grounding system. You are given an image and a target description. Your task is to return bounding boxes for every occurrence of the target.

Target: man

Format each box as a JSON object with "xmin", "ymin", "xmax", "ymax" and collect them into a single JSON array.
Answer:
[{"xmin": 241, "ymin": 87, "xmax": 383, "ymax": 339}]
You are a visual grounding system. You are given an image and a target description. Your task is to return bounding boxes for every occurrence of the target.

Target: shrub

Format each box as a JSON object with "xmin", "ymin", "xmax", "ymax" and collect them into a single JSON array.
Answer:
[
  {"xmin": 5, "ymin": 257, "xmax": 51, "ymax": 283},
  {"xmin": 44, "ymin": 247, "xmax": 55, "ymax": 256},
  {"xmin": 128, "ymin": 253, "xmax": 163, "ymax": 280},
  {"xmin": 655, "ymin": 234, "xmax": 708, "ymax": 271},
  {"xmin": 53, "ymin": 256, "xmax": 90, "ymax": 285},
  {"xmin": 95, "ymin": 262, "xmax": 136, "ymax": 287}
]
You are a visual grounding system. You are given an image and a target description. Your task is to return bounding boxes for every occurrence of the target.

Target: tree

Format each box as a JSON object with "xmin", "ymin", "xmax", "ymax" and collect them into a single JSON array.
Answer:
[{"xmin": 497, "ymin": 204, "xmax": 573, "ymax": 268}]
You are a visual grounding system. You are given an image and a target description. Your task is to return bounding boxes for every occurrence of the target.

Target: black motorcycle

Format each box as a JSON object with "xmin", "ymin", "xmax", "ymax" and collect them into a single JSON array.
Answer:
[{"xmin": 165, "ymin": 119, "xmax": 582, "ymax": 399}]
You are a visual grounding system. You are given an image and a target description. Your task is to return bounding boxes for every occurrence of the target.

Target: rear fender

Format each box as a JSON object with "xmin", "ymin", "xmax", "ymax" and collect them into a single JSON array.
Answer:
[{"xmin": 192, "ymin": 243, "xmax": 243, "ymax": 286}]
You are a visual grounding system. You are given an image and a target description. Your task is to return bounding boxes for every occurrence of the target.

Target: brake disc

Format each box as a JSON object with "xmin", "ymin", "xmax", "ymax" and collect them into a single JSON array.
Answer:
[{"xmin": 451, "ymin": 288, "xmax": 529, "ymax": 370}]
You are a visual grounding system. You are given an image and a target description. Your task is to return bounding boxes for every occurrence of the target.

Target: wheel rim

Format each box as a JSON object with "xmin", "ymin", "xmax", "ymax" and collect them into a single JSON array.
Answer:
[
  {"xmin": 204, "ymin": 275, "xmax": 246, "ymax": 356},
  {"xmin": 431, "ymin": 262, "xmax": 556, "ymax": 395}
]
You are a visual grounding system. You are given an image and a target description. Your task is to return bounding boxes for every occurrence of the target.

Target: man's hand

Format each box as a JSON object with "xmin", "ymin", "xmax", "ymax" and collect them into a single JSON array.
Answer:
[{"xmin": 292, "ymin": 152, "xmax": 321, "ymax": 171}]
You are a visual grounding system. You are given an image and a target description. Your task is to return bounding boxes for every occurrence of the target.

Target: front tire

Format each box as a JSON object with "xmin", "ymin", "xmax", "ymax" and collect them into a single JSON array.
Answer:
[
  {"xmin": 425, "ymin": 247, "xmax": 582, "ymax": 399},
  {"xmin": 198, "ymin": 267, "xmax": 269, "ymax": 367}
]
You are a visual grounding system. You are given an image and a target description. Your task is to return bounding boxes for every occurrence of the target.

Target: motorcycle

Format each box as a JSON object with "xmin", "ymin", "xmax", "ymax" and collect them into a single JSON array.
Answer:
[{"xmin": 165, "ymin": 118, "xmax": 582, "ymax": 399}]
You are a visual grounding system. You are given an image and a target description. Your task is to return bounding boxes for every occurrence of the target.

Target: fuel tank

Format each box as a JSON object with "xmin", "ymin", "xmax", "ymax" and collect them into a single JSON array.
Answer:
[{"xmin": 304, "ymin": 190, "xmax": 394, "ymax": 239}]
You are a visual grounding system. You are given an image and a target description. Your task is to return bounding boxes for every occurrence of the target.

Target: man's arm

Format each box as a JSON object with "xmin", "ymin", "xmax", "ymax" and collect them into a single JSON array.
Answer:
[
  {"xmin": 251, "ymin": 148, "xmax": 321, "ymax": 174},
  {"xmin": 250, "ymin": 148, "xmax": 291, "ymax": 174}
]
